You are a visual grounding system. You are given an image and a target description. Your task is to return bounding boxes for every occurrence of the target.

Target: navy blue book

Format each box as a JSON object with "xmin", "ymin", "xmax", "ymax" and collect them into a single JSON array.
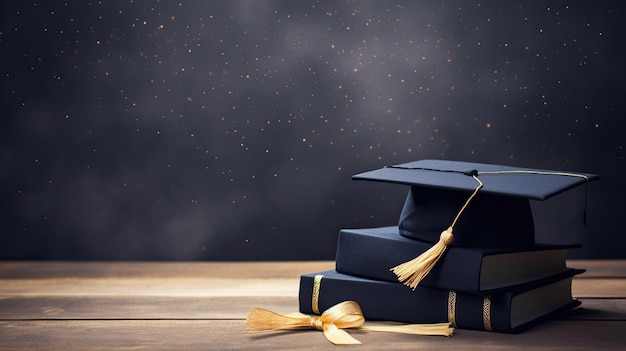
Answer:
[
  {"xmin": 299, "ymin": 269, "xmax": 582, "ymax": 333},
  {"xmin": 335, "ymin": 226, "xmax": 572, "ymax": 293}
]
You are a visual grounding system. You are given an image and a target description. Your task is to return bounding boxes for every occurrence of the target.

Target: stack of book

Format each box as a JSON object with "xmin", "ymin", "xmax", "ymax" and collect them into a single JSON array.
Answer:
[{"xmin": 298, "ymin": 160, "xmax": 599, "ymax": 333}]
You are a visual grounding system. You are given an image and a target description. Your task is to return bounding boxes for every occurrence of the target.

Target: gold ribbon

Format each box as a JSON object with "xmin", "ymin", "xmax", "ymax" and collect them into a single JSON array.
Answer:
[{"xmin": 246, "ymin": 301, "xmax": 454, "ymax": 345}]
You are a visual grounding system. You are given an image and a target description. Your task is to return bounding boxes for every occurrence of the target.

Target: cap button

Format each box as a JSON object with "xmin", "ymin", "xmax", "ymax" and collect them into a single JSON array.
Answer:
[{"xmin": 463, "ymin": 169, "xmax": 478, "ymax": 176}]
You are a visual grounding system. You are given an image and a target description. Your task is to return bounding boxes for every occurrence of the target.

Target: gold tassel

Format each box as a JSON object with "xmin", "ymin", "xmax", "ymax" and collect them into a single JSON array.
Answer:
[
  {"xmin": 391, "ymin": 174, "xmax": 483, "ymax": 289},
  {"xmin": 391, "ymin": 227, "xmax": 454, "ymax": 290}
]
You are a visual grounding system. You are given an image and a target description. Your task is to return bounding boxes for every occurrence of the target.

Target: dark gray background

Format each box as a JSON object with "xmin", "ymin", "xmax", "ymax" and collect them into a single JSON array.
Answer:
[{"xmin": 1, "ymin": 1, "xmax": 624, "ymax": 260}]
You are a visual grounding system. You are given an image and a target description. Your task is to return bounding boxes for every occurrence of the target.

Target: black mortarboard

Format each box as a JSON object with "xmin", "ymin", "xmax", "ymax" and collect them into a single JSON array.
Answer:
[{"xmin": 352, "ymin": 159, "xmax": 599, "ymax": 289}]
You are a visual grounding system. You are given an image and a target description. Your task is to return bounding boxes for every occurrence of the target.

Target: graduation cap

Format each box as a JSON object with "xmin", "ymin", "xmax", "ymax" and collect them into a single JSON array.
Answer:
[{"xmin": 353, "ymin": 159, "xmax": 599, "ymax": 289}]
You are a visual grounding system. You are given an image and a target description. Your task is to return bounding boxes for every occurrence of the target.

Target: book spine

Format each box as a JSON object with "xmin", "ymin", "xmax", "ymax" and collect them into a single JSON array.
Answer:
[
  {"xmin": 299, "ymin": 271, "xmax": 512, "ymax": 332},
  {"xmin": 335, "ymin": 228, "xmax": 483, "ymax": 292}
]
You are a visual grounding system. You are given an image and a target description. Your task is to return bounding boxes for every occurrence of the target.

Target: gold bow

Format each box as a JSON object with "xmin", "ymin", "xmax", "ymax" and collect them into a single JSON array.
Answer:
[{"xmin": 246, "ymin": 301, "xmax": 453, "ymax": 345}]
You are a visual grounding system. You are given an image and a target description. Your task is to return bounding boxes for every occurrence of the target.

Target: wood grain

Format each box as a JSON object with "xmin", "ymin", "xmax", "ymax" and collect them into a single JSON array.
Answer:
[
  {"xmin": 0, "ymin": 277, "xmax": 301, "ymax": 296},
  {"xmin": 0, "ymin": 296, "xmax": 299, "ymax": 320},
  {"xmin": 0, "ymin": 261, "xmax": 335, "ymax": 279},
  {"xmin": 572, "ymin": 260, "xmax": 626, "ymax": 278}
]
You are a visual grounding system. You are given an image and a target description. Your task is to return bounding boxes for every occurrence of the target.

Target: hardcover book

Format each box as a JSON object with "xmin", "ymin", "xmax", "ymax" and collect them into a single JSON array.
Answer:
[
  {"xmin": 335, "ymin": 226, "xmax": 572, "ymax": 293},
  {"xmin": 299, "ymin": 269, "xmax": 583, "ymax": 333}
]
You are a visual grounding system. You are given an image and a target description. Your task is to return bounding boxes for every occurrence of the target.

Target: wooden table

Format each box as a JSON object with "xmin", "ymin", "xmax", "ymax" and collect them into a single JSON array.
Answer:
[{"xmin": 0, "ymin": 260, "xmax": 624, "ymax": 350}]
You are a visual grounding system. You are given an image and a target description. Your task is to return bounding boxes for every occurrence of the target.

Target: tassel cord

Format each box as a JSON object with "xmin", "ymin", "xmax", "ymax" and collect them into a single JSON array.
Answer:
[{"xmin": 450, "ymin": 175, "xmax": 483, "ymax": 227}]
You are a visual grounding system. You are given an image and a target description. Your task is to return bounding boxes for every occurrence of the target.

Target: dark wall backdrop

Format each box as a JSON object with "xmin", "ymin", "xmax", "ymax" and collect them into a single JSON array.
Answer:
[{"xmin": 1, "ymin": 1, "xmax": 624, "ymax": 260}]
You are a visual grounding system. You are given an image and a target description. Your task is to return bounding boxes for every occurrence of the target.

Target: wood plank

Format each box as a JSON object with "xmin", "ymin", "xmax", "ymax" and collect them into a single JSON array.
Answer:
[
  {"xmin": 0, "ymin": 260, "xmax": 623, "ymax": 278},
  {"xmin": 569, "ymin": 260, "xmax": 626, "ymax": 278},
  {"xmin": 1, "ymin": 320, "xmax": 625, "ymax": 351},
  {"xmin": 1, "ymin": 295, "xmax": 624, "ymax": 321},
  {"xmin": 0, "ymin": 277, "xmax": 301, "ymax": 297},
  {"xmin": 0, "ymin": 261, "xmax": 335, "ymax": 279},
  {"xmin": 0, "ymin": 296, "xmax": 299, "ymax": 320},
  {"xmin": 572, "ymin": 278, "xmax": 626, "ymax": 298},
  {"xmin": 0, "ymin": 260, "xmax": 622, "ymax": 279},
  {"xmin": 567, "ymin": 299, "xmax": 626, "ymax": 321},
  {"xmin": 2, "ymin": 271, "xmax": 624, "ymax": 300}
]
